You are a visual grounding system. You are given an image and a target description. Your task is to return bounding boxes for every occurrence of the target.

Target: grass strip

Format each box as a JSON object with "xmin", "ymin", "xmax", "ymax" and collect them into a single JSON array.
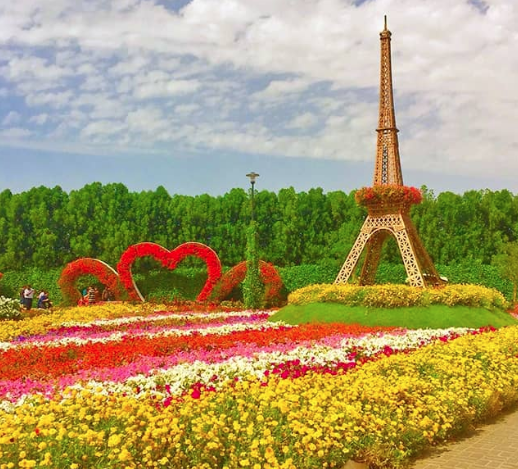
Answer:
[{"xmin": 270, "ymin": 303, "xmax": 518, "ymax": 329}]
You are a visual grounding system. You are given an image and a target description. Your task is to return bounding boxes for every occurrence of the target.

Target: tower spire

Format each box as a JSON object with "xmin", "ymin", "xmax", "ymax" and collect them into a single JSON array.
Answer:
[{"xmin": 373, "ymin": 16, "xmax": 403, "ymax": 186}]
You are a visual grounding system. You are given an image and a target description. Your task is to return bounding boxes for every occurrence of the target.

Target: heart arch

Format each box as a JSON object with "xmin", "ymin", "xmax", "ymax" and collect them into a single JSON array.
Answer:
[
  {"xmin": 211, "ymin": 260, "xmax": 284, "ymax": 306},
  {"xmin": 58, "ymin": 258, "xmax": 122, "ymax": 305},
  {"xmin": 116, "ymin": 242, "xmax": 222, "ymax": 302}
]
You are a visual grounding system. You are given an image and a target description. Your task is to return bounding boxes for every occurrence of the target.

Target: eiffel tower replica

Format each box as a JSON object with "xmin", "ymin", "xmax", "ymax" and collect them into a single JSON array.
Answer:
[{"xmin": 335, "ymin": 17, "xmax": 443, "ymax": 288}]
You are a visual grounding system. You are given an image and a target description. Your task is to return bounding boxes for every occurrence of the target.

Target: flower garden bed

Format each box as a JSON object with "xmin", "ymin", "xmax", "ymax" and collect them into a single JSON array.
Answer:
[
  {"xmin": 288, "ymin": 283, "xmax": 508, "ymax": 309},
  {"xmin": 1, "ymin": 304, "xmax": 518, "ymax": 468}
]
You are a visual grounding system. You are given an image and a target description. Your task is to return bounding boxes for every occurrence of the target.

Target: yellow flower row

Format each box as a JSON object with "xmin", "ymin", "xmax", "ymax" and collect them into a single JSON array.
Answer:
[
  {"xmin": 2, "ymin": 326, "xmax": 518, "ymax": 468},
  {"xmin": 288, "ymin": 283, "xmax": 508, "ymax": 309},
  {"xmin": 0, "ymin": 303, "xmax": 161, "ymax": 342}
]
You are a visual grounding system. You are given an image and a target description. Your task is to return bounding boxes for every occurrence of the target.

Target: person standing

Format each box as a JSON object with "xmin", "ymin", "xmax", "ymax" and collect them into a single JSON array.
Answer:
[
  {"xmin": 20, "ymin": 286, "xmax": 27, "ymax": 309},
  {"xmin": 87, "ymin": 286, "xmax": 96, "ymax": 305},
  {"xmin": 23, "ymin": 285, "xmax": 35, "ymax": 311}
]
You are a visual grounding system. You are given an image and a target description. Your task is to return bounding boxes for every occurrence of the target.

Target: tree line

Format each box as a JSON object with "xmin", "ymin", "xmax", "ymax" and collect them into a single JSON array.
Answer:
[{"xmin": 0, "ymin": 183, "xmax": 517, "ymax": 271}]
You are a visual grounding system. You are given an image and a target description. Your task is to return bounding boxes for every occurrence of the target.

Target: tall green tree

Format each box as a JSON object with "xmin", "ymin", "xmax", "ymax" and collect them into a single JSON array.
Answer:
[{"xmin": 492, "ymin": 241, "xmax": 518, "ymax": 303}]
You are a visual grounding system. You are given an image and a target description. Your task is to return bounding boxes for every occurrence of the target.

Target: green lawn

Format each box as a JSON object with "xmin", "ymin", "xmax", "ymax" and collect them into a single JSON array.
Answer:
[{"xmin": 269, "ymin": 303, "xmax": 518, "ymax": 329}]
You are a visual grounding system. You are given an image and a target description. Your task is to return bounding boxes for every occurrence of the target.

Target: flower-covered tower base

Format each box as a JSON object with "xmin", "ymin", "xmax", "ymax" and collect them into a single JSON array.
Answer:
[{"xmin": 335, "ymin": 18, "xmax": 443, "ymax": 288}]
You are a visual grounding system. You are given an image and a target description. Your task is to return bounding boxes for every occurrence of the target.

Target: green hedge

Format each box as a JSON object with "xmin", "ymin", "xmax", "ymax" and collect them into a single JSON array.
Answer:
[
  {"xmin": 0, "ymin": 268, "xmax": 64, "ymax": 305},
  {"xmin": 373, "ymin": 262, "xmax": 513, "ymax": 301},
  {"xmin": 0, "ymin": 261, "xmax": 513, "ymax": 305},
  {"xmin": 277, "ymin": 264, "xmax": 338, "ymax": 293}
]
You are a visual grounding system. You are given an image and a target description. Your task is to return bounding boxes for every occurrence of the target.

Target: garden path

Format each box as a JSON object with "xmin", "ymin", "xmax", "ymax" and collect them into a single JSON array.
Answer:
[{"xmin": 409, "ymin": 404, "xmax": 518, "ymax": 469}]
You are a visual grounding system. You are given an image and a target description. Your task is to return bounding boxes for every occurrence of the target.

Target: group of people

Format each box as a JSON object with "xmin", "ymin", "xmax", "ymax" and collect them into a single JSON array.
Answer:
[
  {"xmin": 19, "ymin": 285, "xmax": 52, "ymax": 310},
  {"xmin": 19, "ymin": 284, "xmax": 115, "ymax": 309},
  {"xmin": 78, "ymin": 285, "xmax": 114, "ymax": 306}
]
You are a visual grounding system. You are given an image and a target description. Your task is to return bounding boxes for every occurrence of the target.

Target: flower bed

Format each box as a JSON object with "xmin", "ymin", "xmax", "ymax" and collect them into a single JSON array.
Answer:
[
  {"xmin": 289, "ymin": 283, "xmax": 508, "ymax": 309},
  {"xmin": 1, "ymin": 305, "xmax": 517, "ymax": 468}
]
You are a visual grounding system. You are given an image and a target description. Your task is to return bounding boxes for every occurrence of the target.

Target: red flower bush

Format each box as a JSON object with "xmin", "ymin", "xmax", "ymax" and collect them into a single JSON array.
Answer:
[
  {"xmin": 58, "ymin": 258, "xmax": 122, "ymax": 305},
  {"xmin": 211, "ymin": 260, "xmax": 284, "ymax": 306},
  {"xmin": 117, "ymin": 242, "xmax": 222, "ymax": 302},
  {"xmin": 355, "ymin": 185, "xmax": 422, "ymax": 208}
]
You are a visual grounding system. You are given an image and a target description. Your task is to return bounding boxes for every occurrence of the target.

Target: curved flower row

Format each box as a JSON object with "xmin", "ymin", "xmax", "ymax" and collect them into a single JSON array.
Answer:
[
  {"xmin": 289, "ymin": 283, "xmax": 508, "ymax": 309},
  {"xmin": 0, "ymin": 303, "xmax": 162, "ymax": 342},
  {"xmin": 7, "ymin": 312, "xmax": 273, "ymax": 348},
  {"xmin": 0, "ymin": 321, "xmax": 396, "ymax": 383},
  {"xmin": 53, "ymin": 327, "xmax": 473, "ymax": 403},
  {"xmin": 0, "ymin": 319, "xmax": 291, "ymax": 355},
  {"xmin": 0, "ymin": 325, "xmax": 473, "ymax": 406},
  {"xmin": 0, "ymin": 301, "xmax": 474, "ymax": 406}
]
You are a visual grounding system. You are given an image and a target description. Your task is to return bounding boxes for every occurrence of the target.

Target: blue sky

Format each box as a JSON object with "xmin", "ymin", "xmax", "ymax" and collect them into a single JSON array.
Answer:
[{"xmin": 0, "ymin": 0, "xmax": 517, "ymax": 196}]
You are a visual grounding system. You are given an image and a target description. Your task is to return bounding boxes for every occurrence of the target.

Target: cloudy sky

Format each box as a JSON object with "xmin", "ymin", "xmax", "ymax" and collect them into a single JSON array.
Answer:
[{"xmin": 0, "ymin": 0, "xmax": 516, "ymax": 196}]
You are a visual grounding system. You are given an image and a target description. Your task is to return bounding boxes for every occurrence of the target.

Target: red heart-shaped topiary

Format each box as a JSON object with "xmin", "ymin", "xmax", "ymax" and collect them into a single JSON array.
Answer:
[
  {"xmin": 58, "ymin": 258, "xmax": 122, "ymax": 305},
  {"xmin": 117, "ymin": 242, "xmax": 222, "ymax": 302}
]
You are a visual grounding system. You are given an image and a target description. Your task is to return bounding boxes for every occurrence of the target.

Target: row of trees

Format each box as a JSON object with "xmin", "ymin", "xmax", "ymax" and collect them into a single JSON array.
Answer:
[{"xmin": 0, "ymin": 183, "xmax": 517, "ymax": 271}]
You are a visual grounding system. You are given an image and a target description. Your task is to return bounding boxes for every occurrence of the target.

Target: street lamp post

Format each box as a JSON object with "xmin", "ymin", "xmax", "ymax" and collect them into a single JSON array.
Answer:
[
  {"xmin": 246, "ymin": 172, "xmax": 259, "ymax": 222},
  {"xmin": 244, "ymin": 172, "xmax": 261, "ymax": 309}
]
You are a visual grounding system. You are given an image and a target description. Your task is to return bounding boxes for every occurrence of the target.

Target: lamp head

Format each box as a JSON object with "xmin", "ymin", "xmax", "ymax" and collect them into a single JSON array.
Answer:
[{"xmin": 246, "ymin": 172, "xmax": 260, "ymax": 184}]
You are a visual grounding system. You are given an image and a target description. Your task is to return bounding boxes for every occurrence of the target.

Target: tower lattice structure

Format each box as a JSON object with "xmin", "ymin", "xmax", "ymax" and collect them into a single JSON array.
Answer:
[{"xmin": 335, "ymin": 17, "xmax": 443, "ymax": 288}]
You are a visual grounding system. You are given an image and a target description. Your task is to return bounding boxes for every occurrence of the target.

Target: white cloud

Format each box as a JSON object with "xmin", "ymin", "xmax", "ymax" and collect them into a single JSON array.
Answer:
[
  {"xmin": 175, "ymin": 103, "xmax": 200, "ymax": 115},
  {"xmin": 29, "ymin": 114, "xmax": 48, "ymax": 125},
  {"xmin": 80, "ymin": 120, "xmax": 127, "ymax": 140},
  {"xmin": 133, "ymin": 79, "xmax": 200, "ymax": 99},
  {"xmin": 2, "ymin": 111, "xmax": 20, "ymax": 126},
  {"xmin": 286, "ymin": 112, "xmax": 319, "ymax": 130},
  {"xmin": 253, "ymin": 78, "xmax": 312, "ymax": 100},
  {"xmin": 25, "ymin": 91, "xmax": 73, "ymax": 108},
  {"xmin": 0, "ymin": 127, "xmax": 32, "ymax": 139}
]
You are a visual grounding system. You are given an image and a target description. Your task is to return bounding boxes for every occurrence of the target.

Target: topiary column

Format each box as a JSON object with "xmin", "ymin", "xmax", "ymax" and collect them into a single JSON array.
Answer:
[{"xmin": 243, "ymin": 221, "xmax": 264, "ymax": 309}]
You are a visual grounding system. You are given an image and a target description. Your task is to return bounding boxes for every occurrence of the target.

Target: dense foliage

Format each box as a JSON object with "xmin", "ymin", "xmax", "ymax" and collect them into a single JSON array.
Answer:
[
  {"xmin": 1, "ymin": 183, "xmax": 518, "ymax": 303},
  {"xmin": 2, "ymin": 183, "xmax": 518, "ymax": 270}
]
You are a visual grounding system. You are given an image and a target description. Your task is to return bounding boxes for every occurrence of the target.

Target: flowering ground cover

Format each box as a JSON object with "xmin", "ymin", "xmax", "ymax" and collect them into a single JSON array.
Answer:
[{"xmin": 1, "ymin": 305, "xmax": 518, "ymax": 468}]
